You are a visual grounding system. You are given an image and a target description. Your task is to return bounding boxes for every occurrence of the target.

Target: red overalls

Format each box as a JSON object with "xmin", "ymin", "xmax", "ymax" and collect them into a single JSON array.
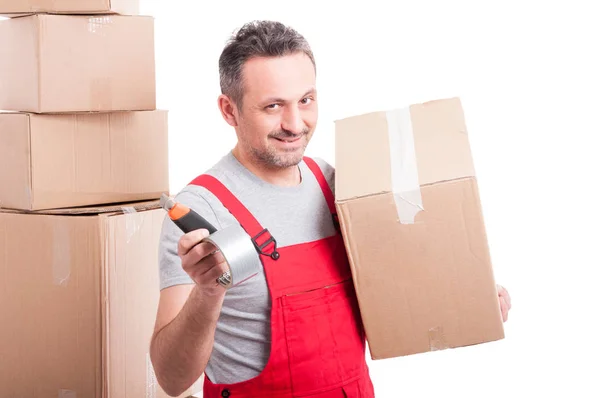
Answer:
[{"xmin": 189, "ymin": 157, "xmax": 375, "ymax": 398}]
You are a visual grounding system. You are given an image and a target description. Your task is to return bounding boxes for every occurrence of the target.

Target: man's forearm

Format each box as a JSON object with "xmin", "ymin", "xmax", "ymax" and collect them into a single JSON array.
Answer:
[{"xmin": 150, "ymin": 286, "xmax": 224, "ymax": 396}]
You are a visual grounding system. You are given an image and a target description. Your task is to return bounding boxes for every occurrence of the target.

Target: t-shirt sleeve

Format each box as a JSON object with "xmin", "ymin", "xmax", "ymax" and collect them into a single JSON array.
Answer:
[{"xmin": 157, "ymin": 189, "xmax": 223, "ymax": 291}]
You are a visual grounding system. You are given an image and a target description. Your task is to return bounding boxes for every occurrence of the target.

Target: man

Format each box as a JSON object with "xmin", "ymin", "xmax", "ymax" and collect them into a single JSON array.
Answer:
[{"xmin": 150, "ymin": 20, "xmax": 512, "ymax": 397}]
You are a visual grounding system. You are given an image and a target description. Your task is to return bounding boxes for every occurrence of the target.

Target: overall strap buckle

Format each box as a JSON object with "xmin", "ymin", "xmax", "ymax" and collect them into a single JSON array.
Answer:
[
  {"xmin": 252, "ymin": 228, "xmax": 280, "ymax": 260},
  {"xmin": 332, "ymin": 213, "xmax": 341, "ymax": 232}
]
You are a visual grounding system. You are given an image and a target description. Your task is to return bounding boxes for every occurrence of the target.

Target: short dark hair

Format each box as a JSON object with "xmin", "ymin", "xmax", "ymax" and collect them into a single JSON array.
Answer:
[{"xmin": 219, "ymin": 20, "xmax": 316, "ymax": 108}]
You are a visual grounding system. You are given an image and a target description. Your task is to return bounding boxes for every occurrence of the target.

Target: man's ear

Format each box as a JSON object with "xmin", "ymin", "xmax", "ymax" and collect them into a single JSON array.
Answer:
[{"xmin": 218, "ymin": 94, "xmax": 239, "ymax": 127}]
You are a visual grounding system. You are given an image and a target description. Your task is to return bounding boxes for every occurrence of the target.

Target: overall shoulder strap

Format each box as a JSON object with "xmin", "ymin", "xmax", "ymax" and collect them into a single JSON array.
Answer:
[
  {"xmin": 303, "ymin": 157, "xmax": 336, "ymax": 214},
  {"xmin": 303, "ymin": 157, "xmax": 340, "ymax": 231},
  {"xmin": 189, "ymin": 174, "xmax": 279, "ymax": 260}
]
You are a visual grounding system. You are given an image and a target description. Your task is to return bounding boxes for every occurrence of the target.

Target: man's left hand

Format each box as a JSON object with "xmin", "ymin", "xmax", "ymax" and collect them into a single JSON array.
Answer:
[{"xmin": 497, "ymin": 284, "xmax": 511, "ymax": 322}]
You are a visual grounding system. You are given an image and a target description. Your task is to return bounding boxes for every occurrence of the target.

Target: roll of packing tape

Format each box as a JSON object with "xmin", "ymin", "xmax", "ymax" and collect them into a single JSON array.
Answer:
[{"xmin": 204, "ymin": 224, "xmax": 261, "ymax": 288}]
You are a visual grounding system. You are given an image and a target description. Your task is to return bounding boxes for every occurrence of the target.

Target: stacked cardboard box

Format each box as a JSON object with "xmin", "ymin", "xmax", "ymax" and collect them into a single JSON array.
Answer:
[
  {"xmin": 335, "ymin": 97, "xmax": 505, "ymax": 360},
  {"xmin": 0, "ymin": 0, "xmax": 139, "ymax": 17},
  {"xmin": 0, "ymin": 1, "xmax": 201, "ymax": 396}
]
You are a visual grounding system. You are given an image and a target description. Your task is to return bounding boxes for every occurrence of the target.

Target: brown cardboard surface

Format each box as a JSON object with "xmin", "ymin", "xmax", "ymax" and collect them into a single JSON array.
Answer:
[
  {"xmin": 0, "ymin": 0, "xmax": 139, "ymax": 17},
  {"xmin": 335, "ymin": 97, "xmax": 476, "ymax": 202},
  {"xmin": 0, "ymin": 14, "xmax": 155, "ymax": 113},
  {"xmin": 335, "ymin": 97, "xmax": 504, "ymax": 359},
  {"xmin": 0, "ymin": 205, "xmax": 201, "ymax": 397},
  {"xmin": 0, "ymin": 110, "xmax": 169, "ymax": 211},
  {"xmin": 337, "ymin": 179, "xmax": 504, "ymax": 358},
  {"xmin": 0, "ymin": 113, "xmax": 31, "ymax": 209},
  {"xmin": 0, "ymin": 16, "xmax": 39, "ymax": 112}
]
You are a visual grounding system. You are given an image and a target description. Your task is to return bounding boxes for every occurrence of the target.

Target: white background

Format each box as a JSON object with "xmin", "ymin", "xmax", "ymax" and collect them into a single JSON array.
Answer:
[
  {"xmin": 140, "ymin": 1, "xmax": 600, "ymax": 396},
  {"xmin": 142, "ymin": 1, "xmax": 600, "ymax": 396},
  {"xmin": 149, "ymin": 0, "xmax": 600, "ymax": 397},
  {"xmin": 4, "ymin": 0, "xmax": 600, "ymax": 396}
]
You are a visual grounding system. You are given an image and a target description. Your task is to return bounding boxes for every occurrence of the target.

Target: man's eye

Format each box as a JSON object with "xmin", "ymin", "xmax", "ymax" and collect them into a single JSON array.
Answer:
[
  {"xmin": 301, "ymin": 97, "xmax": 313, "ymax": 105},
  {"xmin": 266, "ymin": 103, "xmax": 279, "ymax": 109}
]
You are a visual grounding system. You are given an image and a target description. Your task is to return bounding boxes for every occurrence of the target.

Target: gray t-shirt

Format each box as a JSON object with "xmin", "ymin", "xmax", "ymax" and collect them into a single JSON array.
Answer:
[{"xmin": 157, "ymin": 151, "xmax": 336, "ymax": 384}]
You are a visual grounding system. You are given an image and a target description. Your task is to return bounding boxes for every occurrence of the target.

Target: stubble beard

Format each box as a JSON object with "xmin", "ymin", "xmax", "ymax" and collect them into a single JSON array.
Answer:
[{"xmin": 250, "ymin": 129, "xmax": 310, "ymax": 169}]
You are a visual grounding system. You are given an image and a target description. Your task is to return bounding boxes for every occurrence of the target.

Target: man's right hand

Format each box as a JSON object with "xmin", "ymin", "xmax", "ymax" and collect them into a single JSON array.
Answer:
[
  {"xmin": 178, "ymin": 228, "xmax": 229, "ymax": 298},
  {"xmin": 150, "ymin": 228, "xmax": 229, "ymax": 396}
]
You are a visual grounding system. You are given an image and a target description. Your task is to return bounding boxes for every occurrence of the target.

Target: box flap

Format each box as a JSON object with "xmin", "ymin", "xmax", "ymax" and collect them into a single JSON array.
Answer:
[
  {"xmin": 410, "ymin": 97, "xmax": 476, "ymax": 185},
  {"xmin": 0, "ymin": 113, "xmax": 33, "ymax": 209},
  {"xmin": 335, "ymin": 97, "xmax": 476, "ymax": 203},
  {"xmin": 335, "ymin": 110, "xmax": 391, "ymax": 202}
]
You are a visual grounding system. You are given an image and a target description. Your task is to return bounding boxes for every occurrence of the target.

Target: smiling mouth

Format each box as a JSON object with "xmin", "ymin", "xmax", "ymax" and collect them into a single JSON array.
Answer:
[{"xmin": 274, "ymin": 136, "xmax": 302, "ymax": 143}]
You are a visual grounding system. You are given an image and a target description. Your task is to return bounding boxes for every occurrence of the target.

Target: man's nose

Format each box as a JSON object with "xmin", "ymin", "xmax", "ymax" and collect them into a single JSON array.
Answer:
[{"xmin": 281, "ymin": 106, "xmax": 305, "ymax": 134}]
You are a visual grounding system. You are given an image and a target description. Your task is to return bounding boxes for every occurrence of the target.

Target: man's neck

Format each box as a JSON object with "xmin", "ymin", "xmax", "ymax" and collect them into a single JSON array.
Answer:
[{"xmin": 232, "ymin": 147, "xmax": 301, "ymax": 187}]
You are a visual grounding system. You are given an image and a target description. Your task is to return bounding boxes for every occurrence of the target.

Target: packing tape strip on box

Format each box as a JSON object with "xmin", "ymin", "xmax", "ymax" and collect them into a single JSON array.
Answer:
[
  {"xmin": 53, "ymin": 223, "xmax": 71, "ymax": 287},
  {"xmin": 385, "ymin": 107, "xmax": 424, "ymax": 224}
]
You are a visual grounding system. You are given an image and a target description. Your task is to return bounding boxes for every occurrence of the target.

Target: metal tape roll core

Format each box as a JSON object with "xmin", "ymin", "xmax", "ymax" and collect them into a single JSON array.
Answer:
[{"xmin": 204, "ymin": 224, "xmax": 260, "ymax": 288}]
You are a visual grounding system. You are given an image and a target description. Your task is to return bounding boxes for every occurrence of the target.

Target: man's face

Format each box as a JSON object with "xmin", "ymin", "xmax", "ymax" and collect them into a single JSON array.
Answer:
[{"xmin": 234, "ymin": 52, "xmax": 317, "ymax": 169}]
